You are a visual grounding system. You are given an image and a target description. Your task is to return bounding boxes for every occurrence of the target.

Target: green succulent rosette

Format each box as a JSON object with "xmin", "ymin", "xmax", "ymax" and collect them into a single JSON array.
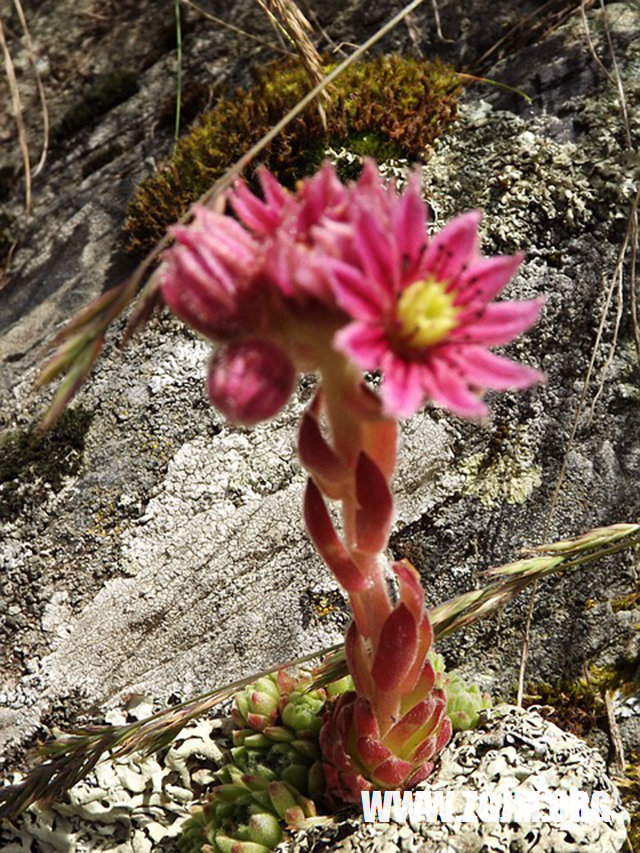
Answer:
[
  {"xmin": 231, "ymin": 670, "xmax": 327, "ymax": 798},
  {"xmin": 445, "ymin": 672, "xmax": 492, "ymax": 730},
  {"xmin": 179, "ymin": 671, "xmax": 330, "ymax": 853},
  {"xmin": 178, "ymin": 764, "xmax": 318, "ymax": 853}
]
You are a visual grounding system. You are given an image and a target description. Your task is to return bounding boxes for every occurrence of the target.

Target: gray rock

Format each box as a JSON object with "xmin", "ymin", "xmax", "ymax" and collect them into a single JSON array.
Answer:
[
  {"xmin": 0, "ymin": 2, "xmax": 638, "ymax": 848},
  {"xmin": 280, "ymin": 705, "xmax": 630, "ymax": 853}
]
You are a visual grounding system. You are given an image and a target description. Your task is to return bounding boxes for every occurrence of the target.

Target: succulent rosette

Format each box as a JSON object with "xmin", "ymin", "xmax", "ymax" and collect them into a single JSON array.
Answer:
[
  {"xmin": 445, "ymin": 673, "xmax": 492, "ymax": 731},
  {"xmin": 319, "ymin": 560, "xmax": 452, "ymax": 802},
  {"xmin": 231, "ymin": 671, "xmax": 326, "ymax": 798},
  {"xmin": 178, "ymin": 764, "xmax": 317, "ymax": 853}
]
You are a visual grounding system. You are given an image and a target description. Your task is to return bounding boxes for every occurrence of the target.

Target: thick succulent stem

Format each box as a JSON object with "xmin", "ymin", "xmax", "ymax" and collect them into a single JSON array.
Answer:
[{"xmin": 299, "ymin": 361, "xmax": 451, "ymax": 800}]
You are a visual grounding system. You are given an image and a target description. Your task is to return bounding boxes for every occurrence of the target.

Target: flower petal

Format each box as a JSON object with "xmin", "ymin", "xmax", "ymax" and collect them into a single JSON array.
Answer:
[
  {"xmin": 230, "ymin": 180, "xmax": 282, "ymax": 235},
  {"xmin": 330, "ymin": 259, "xmax": 391, "ymax": 320},
  {"xmin": 353, "ymin": 207, "xmax": 399, "ymax": 293},
  {"xmin": 392, "ymin": 170, "xmax": 427, "ymax": 271},
  {"xmin": 380, "ymin": 356, "xmax": 427, "ymax": 418},
  {"xmin": 455, "ymin": 253, "xmax": 523, "ymax": 308},
  {"xmin": 422, "ymin": 210, "xmax": 481, "ymax": 284},
  {"xmin": 445, "ymin": 346, "xmax": 544, "ymax": 390},
  {"xmin": 257, "ymin": 167, "xmax": 289, "ymax": 210},
  {"xmin": 455, "ymin": 298, "xmax": 544, "ymax": 346},
  {"xmin": 334, "ymin": 322, "xmax": 389, "ymax": 369},
  {"xmin": 421, "ymin": 359, "xmax": 488, "ymax": 418}
]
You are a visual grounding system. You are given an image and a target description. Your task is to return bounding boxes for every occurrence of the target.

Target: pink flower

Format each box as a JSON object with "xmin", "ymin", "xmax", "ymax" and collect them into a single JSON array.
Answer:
[
  {"xmin": 329, "ymin": 163, "xmax": 544, "ymax": 418},
  {"xmin": 162, "ymin": 205, "xmax": 264, "ymax": 341},
  {"xmin": 230, "ymin": 163, "xmax": 350, "ymax": 306},
  {"xmin": 207, "ymin": 339, "xmax": 295, "ymax": 425}
]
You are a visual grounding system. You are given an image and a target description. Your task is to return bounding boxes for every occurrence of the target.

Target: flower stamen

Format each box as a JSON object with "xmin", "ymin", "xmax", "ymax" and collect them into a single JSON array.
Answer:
[{"xmin": 396, "ymin": 278, "xmax": 460, "ymax": 348}]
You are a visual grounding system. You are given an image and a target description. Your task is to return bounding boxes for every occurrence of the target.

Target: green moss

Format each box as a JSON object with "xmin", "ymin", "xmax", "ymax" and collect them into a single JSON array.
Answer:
[
  {"xmin": 0, "ymin": 407, "xmax": 93, "ymax": 522},
  {"xmin": 123, "ymin": 54, "xmax": 461, "ymax": 253},
  {"xmin": 51, "ymin": 70, "xmax": 139, "ymax": 144},
  {"xmin": 523, "ymin": 657, "xmax": 640, "ymax": 739},
  {"xmin": 611, "ymin": 588, "xmax": 640, "ymax": 613},
  {"xmin": 523, "ymin": 679, "xmax": 601, "ymax": 739}
]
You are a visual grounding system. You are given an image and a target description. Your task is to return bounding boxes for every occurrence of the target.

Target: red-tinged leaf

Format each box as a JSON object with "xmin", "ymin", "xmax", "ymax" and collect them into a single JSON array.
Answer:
[
  {"xmin": 435, "ymin": 715, "xmax": 453, "ymax": 752},
  {"xmin": 246, "ymin": 712, "xmax": 269, "ymax": 731},
  {"xmin": 276, "ymin": 669, "xmax": 296, "ymax": 696},
  {"xmin": 370, "ymin": 603, "xmax": 417, "ymax": 692},
  {"xmin": 356, "ymin": 385, "xmax": 397, "ymax": 479},
  {"xmin": 345, "ymin": 622, "xmax": 376, "ymax": 698},
  {"xmin": 354, "ymin": 452, "xmax": 393, "ymax": 553},
  {"xmin": 268, "ymin": 781, "xmax": 298, "ymax": 817},
  {"xmin": 385, "ymin": 697, "xmax": 436, "ymax": 753},
  {"xmin": 401, "ymin": 657, "xmax": 436, "ymax": 710},
  {"xmin": 412, "ymin": 734, "xmax": 437, "ymax": 763},
  {"xmin": 298, "ymin": 410, "xmax": 344, "ymax": 483},
  {"xmin": 322, "ymin": 763, "xmax": 340, "ymax": 792},
  {"xmin": 356, "ymin": 735, "xmax": 390, "ymax": 768},
  {"xmin": 405, "ymin": 761, "xmax": 435, "ymax": 788},
  {"xmin": 283, "ymin": 805, "xmax": 307, "ymax": 828},
  {"xmin": 373, "ymin": 756, "xmax": 413, "ymax": 787},
  {"xmin": 404, "ymin": 692, "xmax": 448, "ymax": 758},
  {"xmin": 353, "ymin": 697, "xmax": 379, "ymax": 740},
  {"xmin": 394, "ymin": 560, "xmax": 426, "ymax": 621},
  {"xmin": 304, "ymin": 480, "xmax": 367, "ymax": 593}
]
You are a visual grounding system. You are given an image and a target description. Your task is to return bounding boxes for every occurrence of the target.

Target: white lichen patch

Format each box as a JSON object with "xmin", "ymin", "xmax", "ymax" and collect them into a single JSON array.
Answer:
[
  {"xmin": 0, "ymin": 716, "xmax": 227, "ymax": 852},
  {"xmin": 459, "ymin": 435, "xmax": 542, "ymax": 508},
  {"xmin": 421, "ymin": 103, "xmax": 597, "ymax": 253},
  {"xmin": 279, "ymin": 705, "xmax": 629, "ymax": 853}
]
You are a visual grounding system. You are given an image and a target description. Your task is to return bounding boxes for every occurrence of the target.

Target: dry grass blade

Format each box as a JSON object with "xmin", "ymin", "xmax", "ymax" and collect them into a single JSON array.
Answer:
[
  {"xmin": 316, "ymin": 522, "xmax": 640, "ymax": 686},
  {"xmin": 4, "ymin": 519, "xmax": 637, "ymax": 821},
  {"xmin": 524, "ymin": 522, "xmax": 640, "ymax": 554},
  {"xmin": 255, "ymin": 0, "xmax": 329, "ymax": 124},
  {"xmin": 181, "ymin": 0, "xmax": 295, "ymax": 56},
  {"xmin": 471, "ymin": 0, "xmax": 595, "ymax": 74},
  {"xmin": 37, "ymin": 0, "xmax": 428, "ymax": 429},
  {"xmin": 0, "ymin": 645, "xmax": 331, "ymax": 821},
  {"xmin": 11, "ymin": 0, "xmax": 49, "ymax": 176},
  {"xmin": 0, "ymin": 15, "xmax": 31, "ymax": 213}
]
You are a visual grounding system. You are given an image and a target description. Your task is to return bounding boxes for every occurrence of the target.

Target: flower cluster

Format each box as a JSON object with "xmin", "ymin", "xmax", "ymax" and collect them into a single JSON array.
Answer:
[{"xmin": 160, "ymin": 161, "xmax": 543, "ymax": 423}]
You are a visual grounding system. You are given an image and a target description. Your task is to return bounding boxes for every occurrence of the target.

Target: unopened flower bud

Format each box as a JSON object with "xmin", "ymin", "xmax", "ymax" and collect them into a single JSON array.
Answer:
[{"xmin": 207, "ymin": 340, "xmax": 296, "ymax": 426}]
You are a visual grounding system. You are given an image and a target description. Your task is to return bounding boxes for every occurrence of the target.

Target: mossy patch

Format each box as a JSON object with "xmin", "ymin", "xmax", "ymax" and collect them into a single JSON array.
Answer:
[
  {"xmin": 523, "ymin": 657, "xmax": 640, "ymax": 739},
  {"xmin": 51, "ymin": 70, "xmax": 139, "ymax": 145},
  {"xmin": 0, "ymin": 407, "xmax": 93, "ymax": 522},
  {"xmin": 611, "ymin": 588, "xmax": 640, "ymax": 613},
  {"xmin": 123, "ymin": 54, "xmax": 461, "ymax": 253},
  {"xmin": 523, "ymin": 679, "xmax": 602, "ymax": 738}
]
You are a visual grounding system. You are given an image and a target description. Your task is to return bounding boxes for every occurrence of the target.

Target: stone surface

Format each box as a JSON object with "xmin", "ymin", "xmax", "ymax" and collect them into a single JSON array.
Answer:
[
  {"xmin": 280, "ymin": 705, "xmax": 630, "ymax": 853},
  {"xmin": 0, "ymin": 705, "xmax": 629, "ymax": 852},
  {"xmin": 0, "ymin": 0, "xmax": 639, "ymax": 848}
]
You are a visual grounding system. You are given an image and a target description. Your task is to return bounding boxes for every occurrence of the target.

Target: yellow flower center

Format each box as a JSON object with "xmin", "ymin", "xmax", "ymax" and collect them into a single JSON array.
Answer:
[{"xmin": 396, "ymin": 278, "xmax": 460, "ymax": 348}]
